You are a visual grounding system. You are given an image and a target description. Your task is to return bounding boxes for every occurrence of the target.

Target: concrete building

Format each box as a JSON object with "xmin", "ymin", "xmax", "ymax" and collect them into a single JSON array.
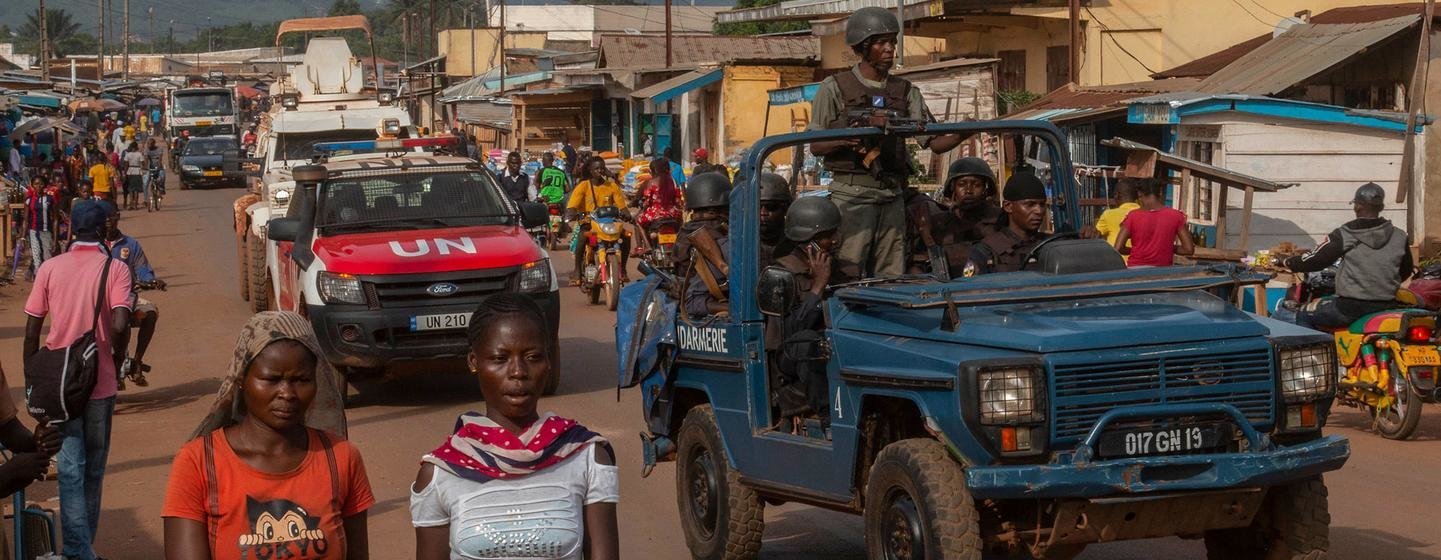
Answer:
[
  {"xmin": 0, "ymin": 44, "xmax": 35, "ymax": 70},
  {"xmin": 718, "ymin": 0, "xmax": 1412, "ymax": 94},
  {"xmin": 484, "ymin": 5, "xmax": 726, "ymax": 41}
]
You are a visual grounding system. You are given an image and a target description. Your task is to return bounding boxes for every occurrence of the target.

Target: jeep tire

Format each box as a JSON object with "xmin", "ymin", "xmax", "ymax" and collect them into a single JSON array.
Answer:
[
  {"xmin": 247, "ymin": 231, "xmax": 271, "ymax": 313},
  {"xmin": 237, "ymin": 230, "xmax": 250, "ymax": 301},
  {"xmin": 675, "ymin": 406, "xmax": 764, "ymax": 560},
  {"xmin": 1203, "ymin": 476, "xmax": 1330, "ymax": 560},
  {"xmin": 863, "ymin": 438, "xmax": 982, "ymax": 560}
]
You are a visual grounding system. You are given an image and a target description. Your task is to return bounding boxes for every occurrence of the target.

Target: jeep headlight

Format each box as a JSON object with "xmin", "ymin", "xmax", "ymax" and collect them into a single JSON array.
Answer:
[
  {"xmin": 516, "ymin": 259, "xmax": 552, "ymax": 293},
  {"xmin": 317, "ymin": 272, "xmax": 366, "ymax": 305},
  {"xmin": 182, "ymin": 164, "xmax": 200, "ymax": 172},
  {"xmin": 1279, "ymin": 344, "xmax": 1334, "ymax": 402},
  {"xmin": 598, "ymin": 221, "xmax": 622, "ymax": 236},
  {"xmin": 978, "ymin": 367, "xmax": 1044, "ymax": 425}
]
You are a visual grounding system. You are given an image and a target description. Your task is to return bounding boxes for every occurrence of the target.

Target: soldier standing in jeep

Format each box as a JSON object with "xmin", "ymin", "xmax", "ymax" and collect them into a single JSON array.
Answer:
[{"xmin": 807, "ymin": 7, "xmax": 961, "ymax": 278}]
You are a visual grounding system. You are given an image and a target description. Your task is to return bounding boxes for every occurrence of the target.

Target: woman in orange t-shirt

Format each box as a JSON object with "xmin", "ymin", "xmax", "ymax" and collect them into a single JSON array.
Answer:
[{"xmin": 163, "ymin": 311, "xmax": 371, "ymax": 560}]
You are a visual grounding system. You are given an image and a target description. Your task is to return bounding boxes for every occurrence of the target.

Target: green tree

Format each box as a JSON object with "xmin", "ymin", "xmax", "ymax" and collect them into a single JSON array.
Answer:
[
  {"xmin": 329, "ymin": 0, "xmax": 364, "ymax": 16},
  {"xmin": 18, "ymin": 8, "xmax": 86, "ymax": 57},
  {"xmin": 714, "ymin": 0, "xmax": 808, "ymax": 35}
]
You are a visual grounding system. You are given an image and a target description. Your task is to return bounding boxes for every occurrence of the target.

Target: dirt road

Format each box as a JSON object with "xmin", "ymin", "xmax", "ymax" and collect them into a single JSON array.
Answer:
[{"xmin": 0, "ymin": 186, "xmax": 1438, "ymax": 559}]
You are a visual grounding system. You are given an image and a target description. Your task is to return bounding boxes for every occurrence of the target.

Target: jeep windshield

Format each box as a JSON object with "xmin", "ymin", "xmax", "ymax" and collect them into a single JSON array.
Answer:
[
  {"xmin": 276, "ymin": 130, "xmax": 379, "ymax": 162},
  {"xmin": 315, "ymin": 168, "xmax": 514, "ymax": 233}
]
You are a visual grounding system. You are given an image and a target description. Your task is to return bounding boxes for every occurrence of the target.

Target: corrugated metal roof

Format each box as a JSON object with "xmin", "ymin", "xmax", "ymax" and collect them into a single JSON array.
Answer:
[
  {"xmin": 717, "ymin": 0, "xmax": 942, "ymax": 24},
  {"xmin": 1196, "ymin": 15, "xmax": 1418, "ymax": 95},
  {"xmin": 893, "ymin": 57, "xmax": 998, "ymax": 76},
  {"xmin": 630, "ymin": 68, "xmax": 723, "ymax": 103},
  {"xmin": 1007, "ymin": 78, "xmax": 1200, "ymax": 115},
  {"xmin": 598, "ymin": 35, "xmax": 819, "ymax": 69}
]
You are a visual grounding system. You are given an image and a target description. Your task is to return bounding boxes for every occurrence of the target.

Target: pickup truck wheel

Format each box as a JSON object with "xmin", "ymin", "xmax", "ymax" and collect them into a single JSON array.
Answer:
[
  {"xmin": 247, "ymin": 232, "xmax": 271, "ymax": 313},
  {"xmin": 676, "ymin": 406, "xmax": 764, "ymax": 560},
  {"xmin": 237, "ymin": 232, "xmax": 250, "ymax": 301},
  {"xmin": 864, "ymin": 438, "xmax": 981, "ymax": 560},
  {"xmin": 1203, "ymin": 476, "xmax": 1330, "ymax": 560}
]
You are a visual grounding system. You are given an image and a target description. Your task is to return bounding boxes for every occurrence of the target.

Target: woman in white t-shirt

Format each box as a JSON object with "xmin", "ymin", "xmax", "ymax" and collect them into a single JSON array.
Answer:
[{"xmin": 411, "ymin": 295, "xmax": 619, "ymax": 560}]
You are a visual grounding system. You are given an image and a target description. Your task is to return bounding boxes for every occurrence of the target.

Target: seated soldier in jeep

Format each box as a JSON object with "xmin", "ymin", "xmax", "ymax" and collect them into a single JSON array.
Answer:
[
  {"xmin": 764, "ymin": 196, "xmax": 849, "ymax": 431},
  {"xmin": 963, "ymin": 172, "xmax": 1047, "ymax": 276},
  {"xmin": 757, "ymin": 173, "xmax": 793, "ymax": 267},
  {"xmin": 680, "ymin": 173, "xmax": 733, "ymax": 316}
]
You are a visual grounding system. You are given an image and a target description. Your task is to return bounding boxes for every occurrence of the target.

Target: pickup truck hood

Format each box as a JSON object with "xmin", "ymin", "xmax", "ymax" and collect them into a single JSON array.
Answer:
[
  {"xmin": 833, "ymin": 266, "xmax": 1273, "ymax": 353},
  {"xmin": 313, "ymin": 225, "xmax": 542, "ymax": 275}
]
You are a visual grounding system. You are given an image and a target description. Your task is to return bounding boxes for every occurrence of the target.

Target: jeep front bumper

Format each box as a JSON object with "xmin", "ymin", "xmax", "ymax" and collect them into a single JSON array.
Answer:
[{"xmin": 965, "ymin": 403, "xmax": 1351, "ymax": 499}]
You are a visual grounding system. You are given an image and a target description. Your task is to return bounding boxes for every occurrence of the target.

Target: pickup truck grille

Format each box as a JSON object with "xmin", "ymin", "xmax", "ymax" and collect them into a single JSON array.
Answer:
[
  {"xmin": 1049, "ymin": 345, "xmax": 1275, "ymax": 442},
  {"xmin": 363, "ymin": 269, "xmax": 515, "ymax": 308}
]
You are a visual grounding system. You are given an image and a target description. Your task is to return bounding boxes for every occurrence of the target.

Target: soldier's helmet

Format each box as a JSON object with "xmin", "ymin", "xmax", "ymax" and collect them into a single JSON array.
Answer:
[
  {"xmin": 685, "ymin": 172, "xmax": 732, "ymax": 210},
  {"xmin": 785, "ymin": 196, "xmax": 843, "ymax": 242}
]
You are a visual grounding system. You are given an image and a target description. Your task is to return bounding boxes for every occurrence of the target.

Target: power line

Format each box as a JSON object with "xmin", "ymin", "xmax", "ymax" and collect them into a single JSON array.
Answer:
[
  {"xmin": 1244, "ymin": 0, "xmax": 1291, "ymax": 21},
  {"xmin": 1083, "ymin": 6, "xmax": 1157, "ymax": 75},
  {"xmin": 1227, "ymin": 0, "xmax": 1275, "ymax": 27}
]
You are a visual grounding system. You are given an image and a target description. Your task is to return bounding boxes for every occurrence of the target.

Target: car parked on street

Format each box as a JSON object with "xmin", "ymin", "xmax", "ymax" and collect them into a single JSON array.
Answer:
[
  {"xmin": 177, "ymin": 136, "xmax": 245, "ymax": 189},
  {"xmin": 617, "ymin": 120, "xmax": 1350, "ymax": 560}
]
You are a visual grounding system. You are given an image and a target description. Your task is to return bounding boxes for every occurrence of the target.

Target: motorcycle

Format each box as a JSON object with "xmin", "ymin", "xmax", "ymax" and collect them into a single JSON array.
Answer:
[
  {"xmin": 546, "ymin": 203, "xmax": 566, "ymax": 251},
  {"xmin": 643, "ymin": 218, "xmax": 681, "ymax": 274},
  {"xmin": 1281, "ymin": 266, "xmax": 1441, "ymax": 440},
  {"xmin": 576, "ymin": 205, "xmax": 628, "ymax": 311}
]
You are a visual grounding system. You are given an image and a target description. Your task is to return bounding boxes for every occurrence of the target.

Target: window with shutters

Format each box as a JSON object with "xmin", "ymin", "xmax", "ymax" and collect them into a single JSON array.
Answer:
[
  {"xmin": 997, "ymin": 50, "xmax": 1027, "ymax": 92},
  {"xmin": 1046, "ymin": 45, "xmax": 1070, "ymax": 91}
]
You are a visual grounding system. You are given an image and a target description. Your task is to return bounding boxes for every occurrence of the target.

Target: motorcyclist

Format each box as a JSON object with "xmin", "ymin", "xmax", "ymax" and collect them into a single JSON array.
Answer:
[
  {"xmin": 963, "ymin": 172, "xmax": 1047, "ymax": 276},
  {"xmin": 144, "ymin": 138, "xmax": 165, "ymax": 199},
  {"xmin": 635, "ymin": 157, "xmax": 684, "ymax": 252},
  {"xmin": 758, "ymin": 173, "xmax": 794, "ymax": 267},
  {"xmin": 102, "ymin": 202, "xmax": 164, "ymax": 388},
  {"xmin": 534, "ymin": 151, "xmax": 569, "ymax": 205},
  {"xmin": 1282, "ymin": 182, "xmax": 1414, "ymax": 329},
  {"xmin": 765, "ymin": 196, "xmax": 848, "ymax": 431},
  {"xmin": 566, "ymin": 155, "xmax": 632, "ymax": 284}
]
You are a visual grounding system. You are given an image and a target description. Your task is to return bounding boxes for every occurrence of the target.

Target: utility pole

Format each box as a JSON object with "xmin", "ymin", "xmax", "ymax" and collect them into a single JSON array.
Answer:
[
  {"xmin": 148, "ymin": 7, "xmax": 154, "ymax": 55},
  {"xmin": 207, "ymin": 16, "xmax": 213, "ymax": 53},
  {"xmin": 895, "ymin": 0, "xmax": 904, "ymax": 68},
  {"xmin": 168, "ymin": 20, "xmax": 174, "ymax": 57},
  {"xmin": 430, "ymin": 0, "xmax": 437, "ymax": 58},
  {"xmin": 401, "ymin": 13, "xmax": 409, "ymax": 69},
  {"xmin": 39, "ymin": 0, "xmax": 50, "ymax": 80},
  {"xmin": 499, "ymin": 0, "xmax": 506, "ymax": 91},
  {"xmin": 1068, "ymin": 0, "xmax": 1080, "ymax": 84},
  {"xmin": 97, "ymin": 0, "xmax": 105, "ymax": 81},
  {"xmin": 469, "ymin": 0, "xmax": 476, "ymax": 77},
  {"xmin": 664, "ymin": 0, "xmax": 672, "ymax": 67},
  {"xmin": 123, "ymin": 0, "xmax": 130, "ymax": 81}
]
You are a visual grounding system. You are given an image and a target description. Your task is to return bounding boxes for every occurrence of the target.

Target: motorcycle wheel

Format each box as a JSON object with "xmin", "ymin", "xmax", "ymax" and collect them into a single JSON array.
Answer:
[
  {"xmin": 549, "ymin": 228, "xmax": 562, "ymax": 251},
  {"xmin": 1375, "ymin": 361, "xmax": 1423, "ymax": 440},
  {"xmin": 605, "ymin": 256, "xmax": 621, "ymax": 311}
]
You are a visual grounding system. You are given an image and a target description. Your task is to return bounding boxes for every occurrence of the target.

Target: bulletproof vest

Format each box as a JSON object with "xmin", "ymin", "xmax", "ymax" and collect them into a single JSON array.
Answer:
[
  {"xmin": 824, "ymin": 71, "xmax": 912, "ymax": 177},
  {"xmin": 978, "ymin": 228, "xmax": 1038, "ymax": 274}
]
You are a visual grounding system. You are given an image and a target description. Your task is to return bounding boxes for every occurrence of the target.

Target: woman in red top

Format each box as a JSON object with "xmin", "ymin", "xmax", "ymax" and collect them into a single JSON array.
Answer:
[
  {"xmin": 163, "ymin": 312, "xmax": 371, "ymax": 560},
  {"xmin": 636, "ymin": 157, "xmax": 683, "ymax": 231},
  {"xmin": 1113, "ymin": 178, "xmax": 1195, "ymax": 267}
]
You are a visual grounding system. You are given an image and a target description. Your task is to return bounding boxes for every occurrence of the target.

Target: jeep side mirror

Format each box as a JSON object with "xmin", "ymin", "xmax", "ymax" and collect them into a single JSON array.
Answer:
[
  {"xmin": 519, "ymin": 202, "xmax": 548, "ymax": 228},
  {"xmin": 267, "ymin": 217, "xmax": 301, "ymax": 242},
  {"xmin": 757, "ymin": 266, "xmax": 798, "ymax": 317}
]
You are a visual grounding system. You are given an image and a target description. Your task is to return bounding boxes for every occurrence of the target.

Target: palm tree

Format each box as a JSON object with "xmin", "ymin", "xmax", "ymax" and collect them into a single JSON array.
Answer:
[{"xmin": 18, "ymin": 8, "xmax": 85, "ymax": 57}]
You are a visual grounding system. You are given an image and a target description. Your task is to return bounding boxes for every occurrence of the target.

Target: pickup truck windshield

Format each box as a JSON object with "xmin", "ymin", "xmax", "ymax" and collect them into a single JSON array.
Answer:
[{"xmin": 316, "ymin": 169, "xmax": 512, "ymax": 232}]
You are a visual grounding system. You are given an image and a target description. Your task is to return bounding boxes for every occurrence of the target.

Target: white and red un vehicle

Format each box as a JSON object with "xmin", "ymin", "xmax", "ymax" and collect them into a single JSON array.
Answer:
[{"xmin": 263, "ymin": 147, "xmax": 562, "ymax": 393}]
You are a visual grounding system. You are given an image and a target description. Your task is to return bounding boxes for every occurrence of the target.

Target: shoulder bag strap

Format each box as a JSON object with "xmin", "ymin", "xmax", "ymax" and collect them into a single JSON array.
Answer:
[
  {"xmin": 317, "ymin": 431, "xmax": 342, "ymax": 514},
  {"xmin": 90, "ymin": 244, "xmax": 113, "ymax": 335},
  {"xmin": 202, "ymin": 432, "xmax": 220, "ymax": 547}
]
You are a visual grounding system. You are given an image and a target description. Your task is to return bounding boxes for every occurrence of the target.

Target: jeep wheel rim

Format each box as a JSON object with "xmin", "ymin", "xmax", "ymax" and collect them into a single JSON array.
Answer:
[
  {"xmin": 882, "ymin": 489, "xmax": 924, "ymax": 560},
  {"xmin": 687, "ymin": 449, "xmax": 720, "ymax": 538}
]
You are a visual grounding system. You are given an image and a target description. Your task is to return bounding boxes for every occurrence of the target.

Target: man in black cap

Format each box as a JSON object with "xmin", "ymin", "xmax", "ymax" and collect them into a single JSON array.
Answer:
[
  {"xmin": 963, "ymin": 172, "xmax": 1048, "ymax": 276},
  {"xmin": 1283, "ymin": 182, "xmax": 1414, "ymax": 329}
]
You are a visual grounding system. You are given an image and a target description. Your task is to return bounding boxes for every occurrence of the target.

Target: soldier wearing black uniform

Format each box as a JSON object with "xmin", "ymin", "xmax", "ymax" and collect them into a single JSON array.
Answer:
[
  {"xmin": 678, "ymin": 173, "xmax": 733, "ymax": 316},
  {"xmin": 765, "ymin": 197, "xmax": 850, "ymax": 430},
  {"xmin": 963, "ymin": 172, "xmax": 1048, "ymax": 276},
  {"xmin": 758, "ymin": 172, "xmax": 794, "ymax": 267},
  {"xmin": 926, "ymin": 157, "xmax": 1003, "ymax": 277}
]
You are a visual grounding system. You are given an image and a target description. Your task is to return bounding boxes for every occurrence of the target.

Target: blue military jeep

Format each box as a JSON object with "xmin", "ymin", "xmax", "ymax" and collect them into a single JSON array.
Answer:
[{"xmin": 616, "ymin": 121, "xmax": 1349, "ymax": 559}]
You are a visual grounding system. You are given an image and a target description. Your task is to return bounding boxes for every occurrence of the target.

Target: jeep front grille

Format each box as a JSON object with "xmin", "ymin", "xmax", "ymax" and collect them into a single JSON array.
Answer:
[
  {"xmin": 1049, "ymin": 344, "xmax": 1275, "ymax": 442},
  {"xmin": 362, "ymin": 269, "xmax": 515, "ymax": 309}
]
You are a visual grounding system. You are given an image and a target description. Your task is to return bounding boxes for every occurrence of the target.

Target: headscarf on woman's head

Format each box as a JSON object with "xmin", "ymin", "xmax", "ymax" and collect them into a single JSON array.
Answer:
[{"xmin": 191, "ymin": 311, "xmax": 348, "ymax": 440}]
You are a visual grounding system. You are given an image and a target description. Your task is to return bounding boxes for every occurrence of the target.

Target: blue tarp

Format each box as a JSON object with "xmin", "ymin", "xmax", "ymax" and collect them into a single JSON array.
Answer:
[{"xmin": 17, "ymin": 95, "xmax": 63, "ymax": 109}]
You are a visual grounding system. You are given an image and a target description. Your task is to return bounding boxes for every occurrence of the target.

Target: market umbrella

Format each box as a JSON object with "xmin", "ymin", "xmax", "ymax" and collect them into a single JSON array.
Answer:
[
  {"xmin": 68, "ymin": 98, "xmax": 125, "ymax": 112},
  {"xmin": 7, "ymin": 117, "xmax": 82, "ymax": 140},
  {"xmin": 135, "ymin": 97, "xmax": 162, "ymax": 106},
  {"xmin": 235, "ymin": 85, "xmax": 261, "ymax": 98}
]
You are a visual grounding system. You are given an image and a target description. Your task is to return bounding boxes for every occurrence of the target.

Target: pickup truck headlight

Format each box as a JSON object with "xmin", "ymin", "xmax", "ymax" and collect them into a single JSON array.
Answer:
[
  {"xmin": 517, "ymin": 259, "xmax": 552, "ymax": 293},
  {"xmin": 979, "ymin": 367, "xmax": 1044, "ymax": 425},
  {"xmin": 318, "ymin": 272, "xmax": 366, "ymax": 305},
  {"xmin": 181, "ymin": 164, "xmax": 200, "ymax": 172},
  {"xmin": 1279, "ymin": 344, "xmax": 1334, "ymax": 402}
]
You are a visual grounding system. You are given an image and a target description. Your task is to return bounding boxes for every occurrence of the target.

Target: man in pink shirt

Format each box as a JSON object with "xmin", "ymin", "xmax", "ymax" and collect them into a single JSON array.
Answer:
[
  {"xmin": 22, "ymin": 199, "xmax": 132, "ymax": 560},
  {"xmin": 1113, "ymin": 178, "xmax": 1195, "ymax": 267}
]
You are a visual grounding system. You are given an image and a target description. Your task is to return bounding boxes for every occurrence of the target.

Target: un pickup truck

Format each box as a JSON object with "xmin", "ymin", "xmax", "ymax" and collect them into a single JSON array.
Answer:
[{"xmin": 617, "ymin": 121, "xmax": 1348, "ymax": 560}]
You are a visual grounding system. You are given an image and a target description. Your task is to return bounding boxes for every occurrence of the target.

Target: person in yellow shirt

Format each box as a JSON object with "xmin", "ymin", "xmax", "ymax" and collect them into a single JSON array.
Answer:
[
  {"xmin": 87, "ymin": 155, "xmax": 114, "ymax": 203},
  {"xmin": 1094, "ymin": 178, "xmax": 1141, "ymax": 262},
  {"xmin": 122, "ymin": 123, "xmax": 136, "ymax": 143},
  {"xmin": 566, "ymin": 155, "xmax": 632, "ymax": 284}
]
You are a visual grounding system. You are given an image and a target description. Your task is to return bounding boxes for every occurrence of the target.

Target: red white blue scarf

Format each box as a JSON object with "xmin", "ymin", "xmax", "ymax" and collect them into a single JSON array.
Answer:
[{"xmin": 425, "ymin": 412, "xmax": 605, "ymax": 483}]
